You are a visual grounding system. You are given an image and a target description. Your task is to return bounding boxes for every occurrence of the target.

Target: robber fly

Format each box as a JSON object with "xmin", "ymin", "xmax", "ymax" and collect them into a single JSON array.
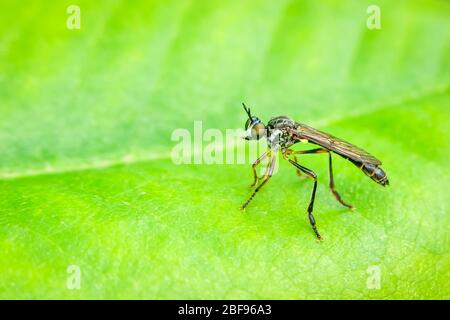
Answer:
[{"xmin": 241, "ymin": 103, "xmax": 388, "ymax": 240}]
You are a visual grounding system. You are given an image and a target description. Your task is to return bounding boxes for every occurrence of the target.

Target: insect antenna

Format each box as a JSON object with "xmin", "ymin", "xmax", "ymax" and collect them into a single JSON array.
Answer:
[{"xmin": 242, "ymin": 102, "xmax": 252, "ymax": 120}]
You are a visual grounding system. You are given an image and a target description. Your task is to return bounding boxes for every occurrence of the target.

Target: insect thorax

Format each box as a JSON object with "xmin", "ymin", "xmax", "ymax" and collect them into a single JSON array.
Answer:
[{"xmin": 267, "ymin": 116, "xmax": 297, "ymax": 149}]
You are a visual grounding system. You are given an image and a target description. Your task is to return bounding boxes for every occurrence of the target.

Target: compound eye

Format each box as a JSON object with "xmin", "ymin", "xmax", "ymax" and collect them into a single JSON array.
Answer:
[{"xmin": 251, "ymin": 122, "xmax": 266, "ymax": 139}]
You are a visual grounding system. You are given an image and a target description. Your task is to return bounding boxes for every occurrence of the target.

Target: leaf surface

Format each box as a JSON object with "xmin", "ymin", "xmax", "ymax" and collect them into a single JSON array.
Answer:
[{"xmin": 0, "ymin": 0, "xmax": 449, "ymax": 298}]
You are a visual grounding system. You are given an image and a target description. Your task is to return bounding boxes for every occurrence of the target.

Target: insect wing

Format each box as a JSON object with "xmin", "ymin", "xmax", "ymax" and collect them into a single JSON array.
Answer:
[{"xmin": 291, "ymin": 123, "xmax": 382, "ymax": 165}]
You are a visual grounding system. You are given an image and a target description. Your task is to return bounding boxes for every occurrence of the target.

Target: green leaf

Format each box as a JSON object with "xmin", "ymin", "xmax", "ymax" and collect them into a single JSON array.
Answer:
[{"xmin": 0, "ymin": 0, "xmax": 449, "ymax": 299}]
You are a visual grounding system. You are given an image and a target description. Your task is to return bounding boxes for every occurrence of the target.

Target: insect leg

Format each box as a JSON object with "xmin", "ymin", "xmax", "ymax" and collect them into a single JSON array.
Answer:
[
  {"xmin": 242, "ymin": 151, "xmax": 277, "ymax": 210},
  {"xmin": 286, "ymin": 148, "xmax": 327, "ymax": 155},
  {"xmin": 327, "ymin": 152, "xmax": 353, "ymax": 209},
  {"xmin": 287, "ymin": 148, "xmax": 353, "ymax": 209},
  {"xmin": 286, "ymin": 148, "xmax": 325, "ymax": 176},
  {"xmin": 293, "ymin": 155, "xmax": 302, "ymax": 176},
  {"xmin": 250, "ymin": 149, "xmax": 270, "ymax": 187},
  {"xmin": 287, "ymin": 158, "xmax": 322, "ymax": 240}
]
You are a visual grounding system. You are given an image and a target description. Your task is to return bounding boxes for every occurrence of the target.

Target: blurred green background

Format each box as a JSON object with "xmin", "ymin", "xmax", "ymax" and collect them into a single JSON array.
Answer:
[{"xmin": 0, "ymin": 0, "xmax": 449, "ymax": 299}]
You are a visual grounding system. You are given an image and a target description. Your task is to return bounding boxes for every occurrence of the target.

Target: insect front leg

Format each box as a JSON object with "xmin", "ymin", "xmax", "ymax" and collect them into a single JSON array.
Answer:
[
  {"xmin": 285, "ymin": 156, "xmax": 322, "ymax": 240},
  {"xmin": 250, "ymin": 149, "xmax": 271, "ymax": 187},
  {"xmin": 242, "ymin": 150, "xmax": 278, "ymax": 210}
]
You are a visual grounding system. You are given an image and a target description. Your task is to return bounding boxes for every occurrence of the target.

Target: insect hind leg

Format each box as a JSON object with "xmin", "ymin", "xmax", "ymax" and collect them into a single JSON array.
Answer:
[{"xmin": 328, "ymin": 152, "xmax": 354, "ymax": 209}]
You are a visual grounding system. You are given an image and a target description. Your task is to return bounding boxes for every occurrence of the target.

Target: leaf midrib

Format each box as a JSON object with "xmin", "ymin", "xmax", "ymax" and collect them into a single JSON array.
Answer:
[{"xmin": 0, "ymin": 83, "xmax": 447, "ymax": 181}]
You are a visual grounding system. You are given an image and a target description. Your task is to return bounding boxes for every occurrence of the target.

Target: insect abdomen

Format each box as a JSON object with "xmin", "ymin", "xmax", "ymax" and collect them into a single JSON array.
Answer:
[{"xmin": 350, "ymin": 160, "xmax": 389, "ymax": 186}]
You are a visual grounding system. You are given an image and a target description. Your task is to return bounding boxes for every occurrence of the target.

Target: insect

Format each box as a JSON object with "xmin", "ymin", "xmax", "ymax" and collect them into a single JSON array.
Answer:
[{"xmin": 241, "ymin": 103, "xmax": 389, "ymax": 240}]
